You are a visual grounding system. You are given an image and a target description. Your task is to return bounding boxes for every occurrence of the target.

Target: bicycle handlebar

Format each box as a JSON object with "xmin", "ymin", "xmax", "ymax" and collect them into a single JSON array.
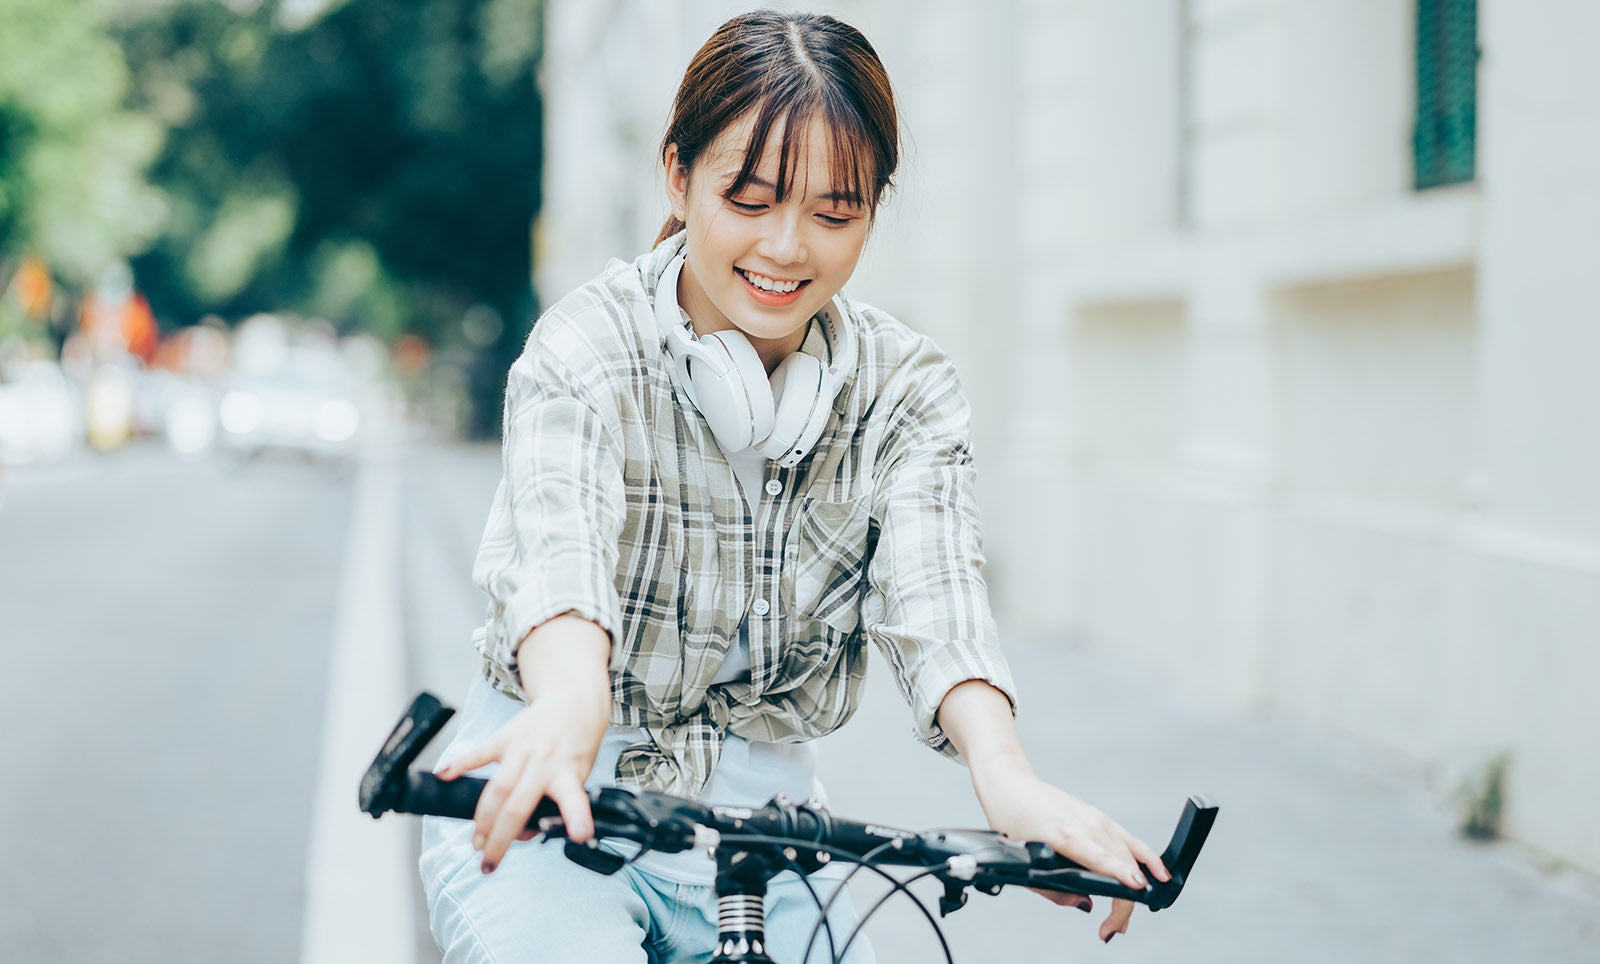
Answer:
[{"xmin": 360, "ymin": 693, "xmax": 1218, "ymax": 914}]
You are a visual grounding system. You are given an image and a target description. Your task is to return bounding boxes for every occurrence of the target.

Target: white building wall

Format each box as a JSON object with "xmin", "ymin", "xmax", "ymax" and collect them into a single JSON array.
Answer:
[
  {"xmin": 538, "ymin": 0, "xmax": 1600, "ymax": 874},
  {"xmin": 1463, "ymin": 0, "xmax": 1600, "ymax": 873}
]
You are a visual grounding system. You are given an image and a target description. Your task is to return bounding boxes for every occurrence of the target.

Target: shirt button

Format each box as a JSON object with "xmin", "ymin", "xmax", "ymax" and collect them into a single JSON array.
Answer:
[
  {"xmin": 751, "ymin": 598, "xmax": 771, "ymax": 616},
  {"xmin": 764, "ymin": 479, "xmax": 782, "ymax": 496}
]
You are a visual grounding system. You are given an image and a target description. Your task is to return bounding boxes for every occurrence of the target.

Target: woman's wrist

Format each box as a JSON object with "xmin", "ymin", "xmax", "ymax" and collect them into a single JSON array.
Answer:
[
  {"xmin": 968, "ymin": 746, "xmax": 1035, "ymax": 786},
  {"xmin": 515, "ymin": 613, "xmax": 613, "ymax": 712},
  {"xmin": 935, "ymin": 679, "xmax": 1042, "ymax": 816}
]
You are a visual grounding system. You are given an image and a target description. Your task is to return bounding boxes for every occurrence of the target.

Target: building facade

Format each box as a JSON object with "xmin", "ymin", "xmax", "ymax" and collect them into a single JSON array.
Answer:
[{"xmin": 539, "ymin": 0, "xmax": 1600, "ymax": 875}]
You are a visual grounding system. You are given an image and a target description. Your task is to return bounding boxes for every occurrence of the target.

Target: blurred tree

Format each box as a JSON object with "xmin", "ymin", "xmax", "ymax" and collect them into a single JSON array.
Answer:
[
  {"xmin": 0, "ymin": 0, "xmax": 165, "ymax": 285},
  {"xmin": 116, "ymin": 0, "xmax": 543, "ymax": 435}
]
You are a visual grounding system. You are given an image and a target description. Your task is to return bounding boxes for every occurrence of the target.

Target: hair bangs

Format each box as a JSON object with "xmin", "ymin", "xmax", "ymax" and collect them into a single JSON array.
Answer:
[
  {"xmin": 656, "ymin": 12, "xmax": 899, "ymax": 245},
  {"xmin": 722, "ymin": 88, "xmax": 875, "ymax": 210}
]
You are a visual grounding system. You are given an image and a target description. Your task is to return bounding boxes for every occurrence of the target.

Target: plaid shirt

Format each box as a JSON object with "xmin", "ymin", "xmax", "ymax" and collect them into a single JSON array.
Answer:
[{"xmin": 471, "ymin": 233, "xmax": 1016, "ymax": 797}]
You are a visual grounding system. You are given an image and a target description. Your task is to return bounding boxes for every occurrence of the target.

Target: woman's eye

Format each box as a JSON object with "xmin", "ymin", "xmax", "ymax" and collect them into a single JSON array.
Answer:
[
  {"xmin": 817, "ymin": 213, "xmax": 853, "ymax": 227},
  {"xmin": 728, "ymin": 199, "xmax": 768, "ymax": 213}
]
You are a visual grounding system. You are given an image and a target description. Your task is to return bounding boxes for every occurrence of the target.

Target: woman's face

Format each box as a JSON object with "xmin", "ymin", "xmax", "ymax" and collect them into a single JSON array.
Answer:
[{"xmin": 667, "ymin": 112, "xmax": 872, "ymax": 367}]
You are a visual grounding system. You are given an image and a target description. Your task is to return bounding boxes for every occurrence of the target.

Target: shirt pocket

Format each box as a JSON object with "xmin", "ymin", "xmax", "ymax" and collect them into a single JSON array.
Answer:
[{"xmin": 784, "ymin": 496, "xmax": 872, "ymax": 635}]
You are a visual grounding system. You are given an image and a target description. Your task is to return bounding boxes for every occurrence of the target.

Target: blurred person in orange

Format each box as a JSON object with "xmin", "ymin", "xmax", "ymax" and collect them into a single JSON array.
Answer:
[{"xmin": 80, "ymin": 262, "xmax": 158, "ymax": 364}]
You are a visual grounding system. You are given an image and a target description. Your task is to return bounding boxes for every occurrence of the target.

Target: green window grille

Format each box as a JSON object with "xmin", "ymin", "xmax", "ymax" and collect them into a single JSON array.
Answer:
[{"xmin": 1414, "ymin": 0, "xmax": 1478, "ymax": 189}]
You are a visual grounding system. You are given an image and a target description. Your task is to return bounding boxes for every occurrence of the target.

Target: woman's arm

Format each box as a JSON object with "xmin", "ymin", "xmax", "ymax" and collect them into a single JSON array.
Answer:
[
  {"xmin": 936, "ymin": 679, "xmax": 1170, "ymax": 943},
  {"xmin": 434, "ymin": 317, "xmax": 633, "ymax": 873},
  {"xmin": 435, "ymin": 614, "xmax": 612, "ymax": 874}
]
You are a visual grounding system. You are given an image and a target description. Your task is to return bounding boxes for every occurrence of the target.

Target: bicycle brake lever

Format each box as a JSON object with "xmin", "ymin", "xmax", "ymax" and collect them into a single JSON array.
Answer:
[
  {"xmin": 937, "ymin": 879, "xmax": 969, "ymax": 918},
  {"xmin": 1023, "ymin": 867, "xmax": 1150, "ymax": 902},
  {"xmin": 562, "ymin": 836, "xmax": 629, "ymax": 875}
]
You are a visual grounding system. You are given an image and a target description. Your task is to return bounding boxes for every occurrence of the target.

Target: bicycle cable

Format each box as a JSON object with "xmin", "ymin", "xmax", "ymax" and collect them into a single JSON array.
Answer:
[{"xmin": 720, "ymin": 833, "xmax": 956, "ymax": 964}]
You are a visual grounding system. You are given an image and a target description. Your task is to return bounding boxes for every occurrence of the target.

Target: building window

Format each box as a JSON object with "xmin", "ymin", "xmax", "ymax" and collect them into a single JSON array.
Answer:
[{"xmin": 1413, "ymin": 0, "xmax": 1478, "ymax": 189}]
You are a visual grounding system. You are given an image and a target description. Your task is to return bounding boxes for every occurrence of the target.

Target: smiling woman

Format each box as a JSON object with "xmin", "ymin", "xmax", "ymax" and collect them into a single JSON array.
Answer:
[
  {"xmin": 667, "ymin": 113, "xmax": 872, "ymax": 369},
  {"xmin": 417, "ymin": 10, "xmax": 1167, "ymax": 963}
]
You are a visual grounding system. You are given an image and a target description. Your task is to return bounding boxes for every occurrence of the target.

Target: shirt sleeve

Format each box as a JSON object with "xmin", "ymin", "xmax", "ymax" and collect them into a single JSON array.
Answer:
[
  {"xmin": 864, "ymin": 348, "xmax": 1018, "ymax": 762},
  {"xmin": 472, "ymin": 338, "xmax": 628, "ymax": 698}
]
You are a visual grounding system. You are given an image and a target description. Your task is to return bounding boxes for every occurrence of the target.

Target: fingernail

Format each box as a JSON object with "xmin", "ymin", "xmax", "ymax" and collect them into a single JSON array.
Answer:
[
  {"xmin": 472, "ymin": 834, "xmax": 484, "ymax": 851},
  {"xmin": 1076, "ymin": 900, "xmax": 1093, "ymax": 914},
  {"xmin": 481, "ymin": 860, "xmax": 496, "ymax": 875},
  {"xmin": 1104, "ymin": 933, "xmax": 1115, "ymax": 944}
]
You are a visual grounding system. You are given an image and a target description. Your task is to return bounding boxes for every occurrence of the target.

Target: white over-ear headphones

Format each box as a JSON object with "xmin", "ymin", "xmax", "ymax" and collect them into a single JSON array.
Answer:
[{"xmin": 653, "ymin": 254, "xmax": 854, "ymax": 467}]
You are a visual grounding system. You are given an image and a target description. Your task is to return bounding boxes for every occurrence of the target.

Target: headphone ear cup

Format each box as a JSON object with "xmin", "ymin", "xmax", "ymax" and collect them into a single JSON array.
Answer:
[
  {"xmin": 759, "ymin": 351, "xmax": 825, "ymax": 463},
  {"xmin": 692, "ymin": 330, "xmax": 774, "ymax": 451}
]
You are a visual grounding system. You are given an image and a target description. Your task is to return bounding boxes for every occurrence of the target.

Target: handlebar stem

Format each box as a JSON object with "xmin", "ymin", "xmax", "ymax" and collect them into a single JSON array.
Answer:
[{"xmin": 711, "ymin": 847, "xmax": 785, "ymax": 964}]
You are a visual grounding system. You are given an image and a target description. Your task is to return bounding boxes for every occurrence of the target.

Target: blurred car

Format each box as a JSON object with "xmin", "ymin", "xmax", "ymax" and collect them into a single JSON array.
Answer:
[
  {"xmin": 161, "ymin": 377, "xmax": 220, "ymax": 457},
  {"xmin": 217, "ymin": 346, "xmax": 363, "ymax": 461},
  {"xmin": 0, "ymin": 360, "xmax": 84, "ymax": 464}
]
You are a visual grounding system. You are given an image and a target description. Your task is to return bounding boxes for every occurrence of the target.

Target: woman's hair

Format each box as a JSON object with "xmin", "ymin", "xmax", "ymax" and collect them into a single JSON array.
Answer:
[{"xmin": 654, "ymin": 10, "xmax": 900, "ymax": 245}]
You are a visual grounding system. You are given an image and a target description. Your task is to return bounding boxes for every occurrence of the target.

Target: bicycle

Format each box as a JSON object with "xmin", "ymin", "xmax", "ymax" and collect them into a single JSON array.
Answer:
[{"xmin": 362, "ymin": 692, "xmax": 1219, "ymax": 964}]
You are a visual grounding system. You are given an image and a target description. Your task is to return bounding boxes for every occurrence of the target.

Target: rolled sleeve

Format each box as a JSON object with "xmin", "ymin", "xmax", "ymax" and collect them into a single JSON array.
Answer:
[
  {"xmin": 473, "ymin": 344, "xmax": 627, "ymax": 698},
  {"xmin": 865, "ymin": 356, "xmax": 1018, "ymax": 761}
]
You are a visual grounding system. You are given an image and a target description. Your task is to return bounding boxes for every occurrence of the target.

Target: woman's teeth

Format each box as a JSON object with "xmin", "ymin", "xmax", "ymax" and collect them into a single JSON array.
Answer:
[{"xmin": 740, "ymin": 269, "xmax": 803, "ymax": 294}]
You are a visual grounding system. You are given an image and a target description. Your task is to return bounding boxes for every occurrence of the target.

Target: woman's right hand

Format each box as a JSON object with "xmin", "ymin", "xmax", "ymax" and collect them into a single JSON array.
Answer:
[{"xmin": 433, "ymin": 614, "xmax": 613, "ymax": 875}]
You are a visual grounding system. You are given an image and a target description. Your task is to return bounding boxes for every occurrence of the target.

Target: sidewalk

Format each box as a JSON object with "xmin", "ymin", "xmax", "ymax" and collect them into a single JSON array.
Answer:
[{"xmin": 815, "ymin": 638, "xmax": 1600, "ymax": 963}]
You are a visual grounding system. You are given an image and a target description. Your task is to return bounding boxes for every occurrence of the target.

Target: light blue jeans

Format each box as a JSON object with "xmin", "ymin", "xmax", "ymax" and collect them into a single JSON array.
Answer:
[
  {"xmin": 416, "ymin": 680, "xmax": 875, "ymax": 963},
  {"xmin": 420, "ymin": 816, "xmax": 876, "ymax": 963}
]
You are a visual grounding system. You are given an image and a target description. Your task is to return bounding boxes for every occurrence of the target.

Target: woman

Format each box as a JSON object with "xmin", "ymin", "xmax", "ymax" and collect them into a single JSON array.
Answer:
[{"xmin": 423, "ymin": 10, "xmax": 1167, "ymax": 961}]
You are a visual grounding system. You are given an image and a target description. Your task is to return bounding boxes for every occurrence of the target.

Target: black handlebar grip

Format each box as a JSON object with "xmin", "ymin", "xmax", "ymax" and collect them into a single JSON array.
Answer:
[
  {"xmin": 403, "ymin": 772, "xmax": 488, "ymax": 820},
  {"xmin": 402, "ymin": 772, "xmax": 570, "ymax": 829}
]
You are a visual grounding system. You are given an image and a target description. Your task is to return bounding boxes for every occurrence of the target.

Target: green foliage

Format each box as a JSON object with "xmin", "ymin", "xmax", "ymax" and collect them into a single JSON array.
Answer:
[
  {"xmin": 0, "ymin": 0, "xmax": 541, "ymax": 433},
  {"xmin": 116, "ymin": 0, "xmax": 543, "ymax": 351},
  {"xmin": 0, "ymin": 0, "xmax": 165, "ymax": 282}
]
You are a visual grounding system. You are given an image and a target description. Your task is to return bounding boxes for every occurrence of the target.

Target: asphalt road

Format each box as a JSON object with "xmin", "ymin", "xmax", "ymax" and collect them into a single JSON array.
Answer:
[{"xmin": 0, "ymin": 444, "xmax": 353, "ymax": 963}]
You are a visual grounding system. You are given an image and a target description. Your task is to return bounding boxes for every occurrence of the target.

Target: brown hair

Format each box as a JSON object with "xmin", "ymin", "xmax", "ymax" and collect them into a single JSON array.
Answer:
[{"xmin": 654, "ymin": 10, "xmax": 900, "ymax": 246}]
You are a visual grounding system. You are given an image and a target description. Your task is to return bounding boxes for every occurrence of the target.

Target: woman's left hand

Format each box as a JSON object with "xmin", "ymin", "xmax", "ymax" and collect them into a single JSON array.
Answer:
[
  {"xmin": 970, "ymin": 760, "xmax": 1170, "ymax": 943},
  {"xmin": 935, "ymin": 679, "xmax": 1169, "ymax": 944}
]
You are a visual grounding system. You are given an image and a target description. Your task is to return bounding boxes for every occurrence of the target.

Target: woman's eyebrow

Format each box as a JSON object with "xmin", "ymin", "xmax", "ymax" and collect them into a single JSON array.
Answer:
[{"xmin": 737, "ymin": 174, "xmax": 861, "ymax": 205}]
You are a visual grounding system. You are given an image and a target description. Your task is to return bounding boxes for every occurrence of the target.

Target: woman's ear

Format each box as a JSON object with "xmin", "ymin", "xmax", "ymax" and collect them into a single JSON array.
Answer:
[{"xmin": 664, "ymin": 144, "xmax": 689, "ymax": 218}]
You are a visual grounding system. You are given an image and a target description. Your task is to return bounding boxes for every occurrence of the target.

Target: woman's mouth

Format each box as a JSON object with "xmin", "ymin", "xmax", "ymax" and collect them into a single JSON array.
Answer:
[{"xmin": 737, "ymin": 268, "xmax": 809, "ymax": 306}]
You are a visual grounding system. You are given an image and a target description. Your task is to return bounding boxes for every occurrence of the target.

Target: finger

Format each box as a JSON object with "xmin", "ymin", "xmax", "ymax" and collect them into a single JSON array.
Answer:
[
  {"xmin": 545, "ymin": 773, "xmax": 594, "ymax": 843},
  {"xmin": 1124, "ymin": 832, "xmax": 1169, "ymax": 882},
  {"xmin": 1090, "ymin": 821, "xmax": 1154, "ymax": 889},
  {"xmin": 470, "ymin": 756, "xmax": 520, "ymax": 853},
  {"xmin": 1057, "ymin": 834, "xmax": 1144, "ymax": 891},
  {"xmin": 1097, "ymin": 832, "xmax": 1150, "ymax": 889},
  {"xmin": 1030, "ymin": 888, "xmax": 1092, "ymax": 911},
  {"xmin": 481, "ymin": 765, "xmax": 549, "ymax": 870},
  {"xmin": 435, "ymin": 737, "xmax": 500, "ymax": 780},
  {"xmin": 1098, "ymin": 898, "xmax": 1133, "ymax": 943}
]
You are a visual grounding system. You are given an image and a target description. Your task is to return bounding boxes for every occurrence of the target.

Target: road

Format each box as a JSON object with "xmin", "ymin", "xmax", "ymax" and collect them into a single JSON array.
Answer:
[
  {"xmin": 0, "ymin": 444, "xmax": 352, "ymax": 963},
  {"xmin": 2, "ymin": 435, "xmax": 1597, "ymax": 963}
]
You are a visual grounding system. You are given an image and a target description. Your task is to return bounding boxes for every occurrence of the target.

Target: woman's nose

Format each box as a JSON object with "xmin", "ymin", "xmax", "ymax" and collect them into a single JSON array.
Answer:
[{"xmin": 758, "ymin": 213, "xmax": 806, "ymax": 265}]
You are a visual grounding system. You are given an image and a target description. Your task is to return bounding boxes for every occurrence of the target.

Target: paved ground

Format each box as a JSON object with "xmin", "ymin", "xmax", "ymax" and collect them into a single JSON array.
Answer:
[
  {"xmin": 0, "ymin": 444, "xmax": 353, "ymax": 963},
  {"xmin": 397, "ymin": 437, "xmax": 1600, "ymax": 963},
  {"xmin": 816, "ymin": 640, "xmax": 1600, "ymax": 962}
]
